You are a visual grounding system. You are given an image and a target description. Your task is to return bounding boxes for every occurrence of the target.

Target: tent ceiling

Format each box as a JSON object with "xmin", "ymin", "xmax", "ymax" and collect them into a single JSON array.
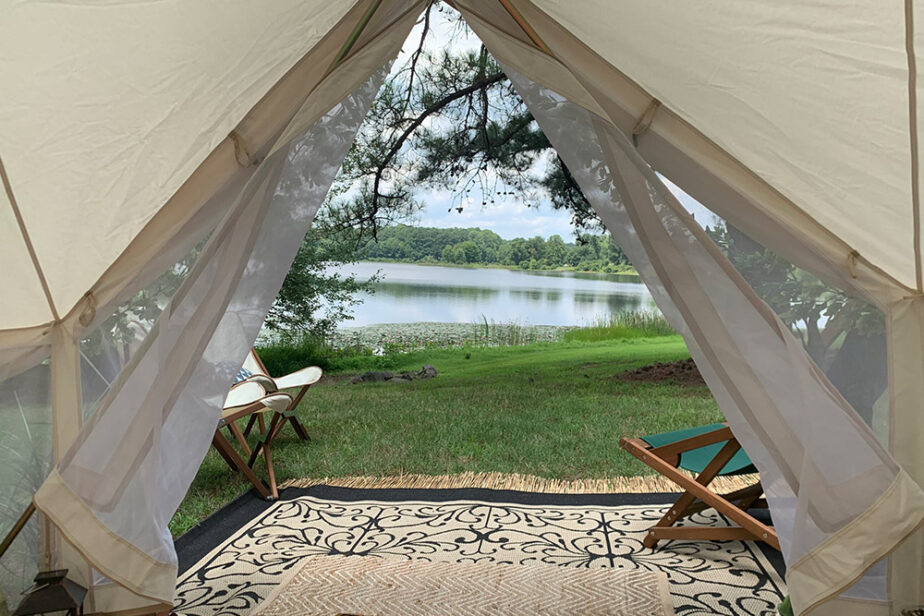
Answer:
[
  {"xmin": 0, "ymin": 0, "xmax": 359, "ymax": 330},
  {"xmin": 532, "ymin": 0, "xmax": 919, "ymax": 290},
  {"xmin": 0, "ymin": 184, "xmax": 53, "ymax": 329}
]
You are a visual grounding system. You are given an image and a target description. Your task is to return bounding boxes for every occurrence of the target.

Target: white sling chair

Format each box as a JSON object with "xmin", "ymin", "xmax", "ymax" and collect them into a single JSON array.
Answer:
[
  {"xmin": 216, "ymin": 380, "xmax": 294, "ymax": 500},
  {"xmin": 237, "ymin": 349, "xmax": 322, "ymax": 461}
]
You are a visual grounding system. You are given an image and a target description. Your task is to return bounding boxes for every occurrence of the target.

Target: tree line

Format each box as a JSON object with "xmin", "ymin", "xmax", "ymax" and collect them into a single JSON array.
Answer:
[{"xmin": 359, "ymin": 225, "xmax": 633, "ymax": 273}]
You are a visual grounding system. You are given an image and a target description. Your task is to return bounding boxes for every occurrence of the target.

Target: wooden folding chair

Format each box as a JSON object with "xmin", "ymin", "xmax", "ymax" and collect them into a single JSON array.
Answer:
[
  {"xmin": 238, "ymin": 349, "xmax": 321, "ymax": 446},
  {"xmin": 214, "ymin": 381, "xmax": 293, "ymax": 500},
  {"xmin": 620, "ymin": 422, "xmax": 779, "ymax": 551}
]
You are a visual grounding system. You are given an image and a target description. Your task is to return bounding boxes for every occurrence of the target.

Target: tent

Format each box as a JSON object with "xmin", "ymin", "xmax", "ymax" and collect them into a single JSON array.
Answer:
[{"xmin": 0, "ymin": 1, "xmax": 922, "ymax": 614}]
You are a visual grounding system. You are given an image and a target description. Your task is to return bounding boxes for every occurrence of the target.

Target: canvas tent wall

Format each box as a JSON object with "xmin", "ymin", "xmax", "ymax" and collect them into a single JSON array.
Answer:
[{"xmin": 0, "ymin": 1, "xmax": 922, "ymax": 615}]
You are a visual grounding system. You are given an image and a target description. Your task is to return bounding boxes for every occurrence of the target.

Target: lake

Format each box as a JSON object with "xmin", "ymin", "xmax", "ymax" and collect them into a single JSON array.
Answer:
[{"xmin": 335, "ymin": 262, "xmax": 657, "ymax": 327}]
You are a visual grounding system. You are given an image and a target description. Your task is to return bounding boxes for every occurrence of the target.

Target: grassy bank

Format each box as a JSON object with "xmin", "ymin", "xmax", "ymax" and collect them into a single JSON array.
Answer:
[{"xmin": 172, "ymin": 328, "xmax": 719, "ymax": 537}]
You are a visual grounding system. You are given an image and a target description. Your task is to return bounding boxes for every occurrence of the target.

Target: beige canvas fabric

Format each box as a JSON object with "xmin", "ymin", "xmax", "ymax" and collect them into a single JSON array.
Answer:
[
  {"xmin": 2, "ymin": 2, "xmax": 924, "ymax": 615},
  {"xmin": 0, "ymin": 0, "xmax": 358, "ymax": 331},
  {"xmin": 529, "ymin": 0, "xmax": 917, "ymax": 292},
  {"xmin": 7, "ymin": 1, "xmax": 419, "ymax": 613},
  {"xmin": 452, "ymin": 3, "xmax": 924, "ymax": 612}
]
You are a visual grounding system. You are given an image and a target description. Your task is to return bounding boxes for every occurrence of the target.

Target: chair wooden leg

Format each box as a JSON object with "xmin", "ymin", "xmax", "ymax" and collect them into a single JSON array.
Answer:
[
  {"xmin": 212, "ymin": 431, "xmax": 269, "ymax": 499},
  {"xmin": 623, "ymin": 436, "xmax": 779, "ymax": 550},
  {"xmin": 250, "ymin": 413, "xmax": 284, "ymax": 500},
  {"xmin": 213, "ymin": 431, "xmax": 240, "ymax": 471},
  {"xmin": 674, "ymin": 482, "xmax": 765, "ymax": 519},
  {"xmin": 641, "ymin": 439, "xmax": 742, "ymax": 548},
  {"xmin": 734, "ymin": 482, "xmax": 765, "ymax": 511},
  {"xmin": 242, "ymin": 414, "xmax": 258, "ymax": 437},
  {"xmin": 263, "ymin": 434, "xmax": 278, "ymax": 500},
  {"xmin": 286, "ymin": 386, "xmax": 311, "ymax": 441},
  {"xmin": 646, "ymin": 527, "xmax": 759, "ymax": 542},
  {"xmin": 227, "ymin": 420, "xmax": 251, "ymax": 457},
  {"xmin": 248, "ymin": 413, "xmax": 283, "ymax": 468},
  {"xmin": 287, "ymin": 415, "xmax": 310, "ymax": 441}
]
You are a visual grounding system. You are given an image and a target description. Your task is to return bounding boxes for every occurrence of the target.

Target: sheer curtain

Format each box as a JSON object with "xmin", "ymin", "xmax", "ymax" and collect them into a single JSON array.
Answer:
[
  {"xmin": 507, "ymin": 69, "xmax": 924, "ymax": 614},
  {"xmin": 31, "ymin": 67, "xmax": 391, "ymax": 614}
]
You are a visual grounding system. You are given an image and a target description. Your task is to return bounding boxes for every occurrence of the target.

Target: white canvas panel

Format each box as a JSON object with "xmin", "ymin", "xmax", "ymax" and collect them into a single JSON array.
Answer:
[
  {"xmin": 0, "ymin": 0, "xmax": 359, "ymax": 328},
  {"xmin": 0, "ymin": 186, "xmax": 52, "ymax": 328},
  {"xmin": 530, "ymin": 0, "xmax": 916, "ymax": 289}
]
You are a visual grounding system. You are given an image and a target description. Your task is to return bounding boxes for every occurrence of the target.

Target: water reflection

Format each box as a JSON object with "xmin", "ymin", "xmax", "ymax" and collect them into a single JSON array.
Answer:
[
  {"xmin": 375, "ymin": 283, "xmax": 499, "ymax": 300},
  {"xmin": 336, "ymin": 262, "xmax": 657, "ymax": 327}
]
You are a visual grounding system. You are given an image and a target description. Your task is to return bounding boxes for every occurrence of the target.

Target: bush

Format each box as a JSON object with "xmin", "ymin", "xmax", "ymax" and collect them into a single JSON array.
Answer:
[{"xmin": 257, "ymin": 333, "xmax": 400, "ymax": 375}]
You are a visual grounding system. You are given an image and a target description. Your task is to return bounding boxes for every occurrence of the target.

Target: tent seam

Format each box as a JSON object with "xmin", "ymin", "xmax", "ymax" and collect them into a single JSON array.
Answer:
[
  {"xmin": 905, "ymin": 0, "xmax": 922, "ymax": 291},
  {"xmin": 496, "ymin": 0, "xmax": 551, "ymax": 54},
  {"xmin": 0, "ymin": 156, "xmax": 60, "ymax": 321},
  {"xmin": 332, "ymin": 0, "xmax": 384, "ymax": 67}
]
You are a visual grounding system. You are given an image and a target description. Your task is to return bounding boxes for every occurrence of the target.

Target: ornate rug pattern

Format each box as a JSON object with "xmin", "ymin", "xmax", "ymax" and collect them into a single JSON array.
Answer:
[{"xmin": 174, "ymin": 496, "xmax": 785, "ymax": 616}]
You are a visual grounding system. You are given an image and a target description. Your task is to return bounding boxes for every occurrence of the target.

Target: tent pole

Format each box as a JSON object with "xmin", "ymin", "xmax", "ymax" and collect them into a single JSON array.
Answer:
[
  {"xmin": 0, "ymin": 501, "xmax": 35, "ymax": 561},
  {"xmin": 332, "ymin": 0, "xmax": 384, "ymax": 67},
  {"xmin": 496, "ymin": 0, "xmax": 551, "ymax": 54}
]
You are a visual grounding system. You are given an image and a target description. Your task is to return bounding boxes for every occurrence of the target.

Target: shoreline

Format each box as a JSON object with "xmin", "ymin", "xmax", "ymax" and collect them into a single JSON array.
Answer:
[{"xmin": 358, "ymin": 258, "xmax": 639, "ymax": 278}]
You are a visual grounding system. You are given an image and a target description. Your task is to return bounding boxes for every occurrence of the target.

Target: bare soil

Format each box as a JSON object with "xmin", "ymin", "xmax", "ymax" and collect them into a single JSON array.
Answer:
[{"xmin": 615, "ymin": 358, "xmax": 705, "ymax": 386}]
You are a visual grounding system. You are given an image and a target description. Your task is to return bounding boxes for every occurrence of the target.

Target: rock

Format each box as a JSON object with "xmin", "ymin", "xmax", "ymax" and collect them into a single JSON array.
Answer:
[
  {"xmin": 350, "ymin": 365, "xmax": 438, "ymax": 385},
  {"xmin": 416, "ymin": 364, "xmax": 439, "ymax": 379},
  {"xmin": 350, "ymin": 370, "xmax": 394, "ymax": 384}
]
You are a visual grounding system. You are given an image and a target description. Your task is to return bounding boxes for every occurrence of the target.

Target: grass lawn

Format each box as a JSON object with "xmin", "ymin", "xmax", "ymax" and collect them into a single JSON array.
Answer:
[{"xmin": 171, "ymin": 335, "xmax": 721, "ymax": 536}]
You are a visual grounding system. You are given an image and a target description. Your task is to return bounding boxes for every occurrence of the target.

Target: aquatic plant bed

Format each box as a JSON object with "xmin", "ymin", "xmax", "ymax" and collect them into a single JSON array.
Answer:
[{"xmin": 329, "ymin": 321, "xmax": 573, "ymax": 351}]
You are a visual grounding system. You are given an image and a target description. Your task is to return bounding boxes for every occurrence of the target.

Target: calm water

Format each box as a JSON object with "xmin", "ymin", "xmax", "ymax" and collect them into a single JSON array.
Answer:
[{"xmin": 335, "ymin": 262, "xmax": 657, "ymax": 327}]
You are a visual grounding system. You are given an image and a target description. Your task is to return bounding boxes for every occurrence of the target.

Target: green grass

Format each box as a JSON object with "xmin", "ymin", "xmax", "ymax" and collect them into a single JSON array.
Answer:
[
  {"xmin": 563, "ymin": 312, "xmax": 675, "ymax": 343},
  {"xmin": 171, "ymin": 334, "xmax": 720, "ymax": 537}
]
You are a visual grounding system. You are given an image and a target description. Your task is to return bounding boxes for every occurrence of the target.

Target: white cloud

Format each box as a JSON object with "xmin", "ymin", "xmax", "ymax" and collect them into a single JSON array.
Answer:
[{"xmin": 413, "ymin": 187, "xmax": 575, "ymax": 239}]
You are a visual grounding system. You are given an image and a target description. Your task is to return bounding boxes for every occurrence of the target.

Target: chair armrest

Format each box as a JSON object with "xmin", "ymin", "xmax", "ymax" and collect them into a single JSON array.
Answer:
[
  {"xmin": 257, "ymin": 393, "xmax": 293, "ymax": 413},
  {"xmin": 224, "ymin": 381, "xmax": 267, "ymax": 409},
  {"xmin": 243, "ymin": 374, "xmax": 278, "ymax": 393},
  {"xmin": 222, "ymin": 392, "xmax": 293, "ymax": 422},
  {"xmin": 274, "ymin": 366, "xmax": 322, "ymax": 390}
]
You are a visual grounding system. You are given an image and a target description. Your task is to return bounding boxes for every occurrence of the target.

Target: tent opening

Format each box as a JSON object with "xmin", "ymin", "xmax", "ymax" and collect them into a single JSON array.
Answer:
[{"xmin": 0, "ymin": 2, "xmax": 921, "ymax": 615}]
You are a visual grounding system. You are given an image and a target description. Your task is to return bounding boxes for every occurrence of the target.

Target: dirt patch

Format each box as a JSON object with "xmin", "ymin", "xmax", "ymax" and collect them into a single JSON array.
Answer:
[{"xmin": 615, "ymin": 358, "xmax": 706, "ymax": 386}]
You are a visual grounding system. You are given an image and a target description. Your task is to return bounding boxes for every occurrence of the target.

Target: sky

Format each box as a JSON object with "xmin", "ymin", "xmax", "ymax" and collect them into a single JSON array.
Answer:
[{"xmin": 373, "ymin": 5, "xmax": 722, "ymax": 241}]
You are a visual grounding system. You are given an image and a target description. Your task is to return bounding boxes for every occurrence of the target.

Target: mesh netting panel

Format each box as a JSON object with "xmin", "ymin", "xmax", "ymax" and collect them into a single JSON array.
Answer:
[
  {"xmin": 36, "ymin": 67, "xmax": 391, "ymax": 607},
  {"xmin": 506, "ymin": 67, "xmax": 908, "ymax": 609},
  {"xmin": 0, "ymin": 355, "xmax": 51, "ymax": 609},
  {"xmin": 697, "ymin": 219, "xmax": 889, "ymax": 446},
  {"xmin": 79, "ymin": 241, "xmax": 207, "ymax": 423},
  {"xmin": 669, "ymin": 199, "xmax": 891, "ymax": 600}
]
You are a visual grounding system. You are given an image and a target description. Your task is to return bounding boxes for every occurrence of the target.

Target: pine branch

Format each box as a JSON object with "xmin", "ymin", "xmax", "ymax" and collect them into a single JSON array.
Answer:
[{"xmin": 371, "ymin": 70, "xmax": 506, "ymax": 216}]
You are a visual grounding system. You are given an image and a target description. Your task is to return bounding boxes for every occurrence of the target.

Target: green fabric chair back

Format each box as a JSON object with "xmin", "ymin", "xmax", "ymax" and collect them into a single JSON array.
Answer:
[{"xmin": 640, "ymin": 423, "xmax": 756, "ymax": 476}]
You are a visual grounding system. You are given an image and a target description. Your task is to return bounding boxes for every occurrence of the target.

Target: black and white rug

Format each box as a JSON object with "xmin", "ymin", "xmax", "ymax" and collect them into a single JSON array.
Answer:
[{"xmin": 174, "ymin": 486, "xmax": 785, "ymax": 616}]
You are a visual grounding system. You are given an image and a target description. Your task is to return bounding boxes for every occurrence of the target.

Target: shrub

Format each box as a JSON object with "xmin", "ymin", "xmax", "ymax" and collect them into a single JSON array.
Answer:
[{"xmin": 257, "ymin": 333, "xmax": 400, "ymax": 375}]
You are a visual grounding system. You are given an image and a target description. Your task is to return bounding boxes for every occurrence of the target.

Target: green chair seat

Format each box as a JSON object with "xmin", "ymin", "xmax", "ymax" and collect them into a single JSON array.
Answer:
[{"xmin": 640, "ymin": 423, "xmax": 756, "ymax": 476}]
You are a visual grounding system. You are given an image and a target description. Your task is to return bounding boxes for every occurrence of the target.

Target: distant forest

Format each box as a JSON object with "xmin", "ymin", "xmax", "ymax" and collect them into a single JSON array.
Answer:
[{"xmin": 358, "ymin": 225, "xmax": 634, "ymax": 273}]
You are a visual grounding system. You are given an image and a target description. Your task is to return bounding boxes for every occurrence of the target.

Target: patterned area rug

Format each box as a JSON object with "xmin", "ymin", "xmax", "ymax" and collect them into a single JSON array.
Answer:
[
  {"xmin": 175, "ymin": 494, "xmax": 785, "ymax": 616},
  {"xmin": 254, "ymin": 554, "xmax": 673, "ymax": 616}
]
